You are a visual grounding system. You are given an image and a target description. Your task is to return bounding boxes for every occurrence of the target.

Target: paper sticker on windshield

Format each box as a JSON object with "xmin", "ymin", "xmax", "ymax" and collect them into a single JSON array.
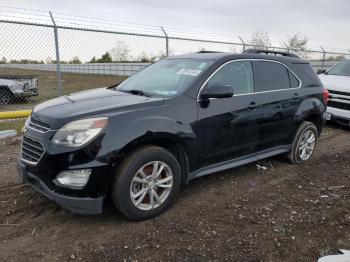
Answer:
[{"xmin": 177, "ymin": 69, "xmax": 201, "ymax": 76}]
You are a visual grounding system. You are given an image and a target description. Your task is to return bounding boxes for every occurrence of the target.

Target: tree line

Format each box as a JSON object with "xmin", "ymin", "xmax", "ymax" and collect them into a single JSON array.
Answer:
[{"xmin": 0, "ymin": 52, "xmax": 165, "ymax": 65}]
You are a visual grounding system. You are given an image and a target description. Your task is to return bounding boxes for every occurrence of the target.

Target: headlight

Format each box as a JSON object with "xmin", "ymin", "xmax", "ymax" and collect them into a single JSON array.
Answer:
[{"xmin": 52, "ymin": 117, "xmax": 108, "ymax": 147}]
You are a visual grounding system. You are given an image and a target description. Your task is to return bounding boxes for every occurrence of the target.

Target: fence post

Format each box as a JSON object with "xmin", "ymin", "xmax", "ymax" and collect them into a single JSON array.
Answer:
[
  {"xmin": 49, "ymin": 11, "xmax": 63, "ymax": 96},
  {"xmin": 161, "ymin": 26, "xmax": 169, "ymax": 57},
  {"xmin": 238, "ymin": 36, "xmax": 246, "ymax": 52},
  {"xmin": 320, "ymin": 46, "xmax": 326, "ymax": 69}
]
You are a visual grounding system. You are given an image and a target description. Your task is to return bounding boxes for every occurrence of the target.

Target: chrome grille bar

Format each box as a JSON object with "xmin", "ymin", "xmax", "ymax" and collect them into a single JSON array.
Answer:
[
  {"xmin": 21, "ymin": 135, "xmax": 45, "ymax": 165},
  {"xmin": 28, "ymin": 117, "xmax": 50, "ymax": 132}
]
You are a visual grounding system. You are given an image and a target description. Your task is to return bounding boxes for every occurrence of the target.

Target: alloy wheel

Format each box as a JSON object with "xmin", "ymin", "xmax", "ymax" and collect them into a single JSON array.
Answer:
[
  {"xmin": 298, "ymin": 129, "xmax": 316, "ymax": 161},
  {"xmin": 130, "ymin": 161, "xmax": 173, "ymax": 211}
]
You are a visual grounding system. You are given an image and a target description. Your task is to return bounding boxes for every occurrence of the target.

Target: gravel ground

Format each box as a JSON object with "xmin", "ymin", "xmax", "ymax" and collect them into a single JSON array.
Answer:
[{"xmin": 0, "ymin": 124, "xmax": 349, "ymax": 262}]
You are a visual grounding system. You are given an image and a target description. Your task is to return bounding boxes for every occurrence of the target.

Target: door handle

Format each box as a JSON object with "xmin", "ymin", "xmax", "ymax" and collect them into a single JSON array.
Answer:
[{"xmin": 248, "ymin": 101, "xmax": 259, "ymax": 110}]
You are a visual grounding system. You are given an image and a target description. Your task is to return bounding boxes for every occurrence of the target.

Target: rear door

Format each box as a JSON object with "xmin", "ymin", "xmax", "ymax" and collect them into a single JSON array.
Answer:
[
  {"xmin": 255, "ymin": 60, "xmax": 302, "ymax": 150},
  {"xmin": 197, "ymin": 60, "xmax": 263, "ymax": 167}
]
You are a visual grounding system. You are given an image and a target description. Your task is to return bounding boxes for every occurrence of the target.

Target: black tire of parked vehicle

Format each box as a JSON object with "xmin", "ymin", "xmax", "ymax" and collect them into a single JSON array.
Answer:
[
  {"xmin": 110, "ymin": 145, "xmax": 181, "ymax": 221},
  {"xmin": 286, "ymin": 121, "xmax": 318, "ymax": 164},
  {"xmin": 0, "ymin": 89, "xmax": 11, "ymax": 104}
]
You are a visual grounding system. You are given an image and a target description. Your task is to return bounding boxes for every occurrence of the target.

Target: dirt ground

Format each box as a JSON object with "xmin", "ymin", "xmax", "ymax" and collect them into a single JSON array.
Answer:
[{"xmin": 0, "ymin": 124, "xmax": 349, "ymax": 262}]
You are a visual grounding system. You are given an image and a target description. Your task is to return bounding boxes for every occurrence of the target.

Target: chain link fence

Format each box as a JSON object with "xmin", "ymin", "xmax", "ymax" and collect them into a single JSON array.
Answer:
[{"xmin": 1, "ymin": 6, "xmax": 350, "ymax": 135}]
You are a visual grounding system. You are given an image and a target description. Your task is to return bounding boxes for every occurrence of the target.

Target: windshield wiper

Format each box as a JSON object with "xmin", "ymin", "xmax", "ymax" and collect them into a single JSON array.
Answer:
[{"xmin": 119, "ymin": 89, "xmax": 153, "ymax": 97}]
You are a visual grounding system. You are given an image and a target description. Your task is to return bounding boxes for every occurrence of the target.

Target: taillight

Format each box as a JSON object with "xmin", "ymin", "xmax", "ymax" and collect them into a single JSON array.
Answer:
[{"xmin": 323, "ymin": 88, "xmax": 329, "ymax": 105}]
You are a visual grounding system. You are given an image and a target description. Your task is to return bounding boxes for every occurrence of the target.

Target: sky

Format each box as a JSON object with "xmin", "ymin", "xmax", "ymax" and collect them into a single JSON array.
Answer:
[{"xmin": 1, "ymin": 0, "xmax": 350, "ymax": 56}]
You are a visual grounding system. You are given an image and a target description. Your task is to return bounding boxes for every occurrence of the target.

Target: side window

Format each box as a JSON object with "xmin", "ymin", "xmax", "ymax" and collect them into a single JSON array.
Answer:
[
  {"xmin": 258, "ymin": 61, "xmax": 290, "ymax": 91},
  {"xmin": 207, "ymin": 61, "xmax": 254, "ymax": 95},
  {"xmin": 288, "ymin": 71, "xmax": 300, "ymax": 88}
]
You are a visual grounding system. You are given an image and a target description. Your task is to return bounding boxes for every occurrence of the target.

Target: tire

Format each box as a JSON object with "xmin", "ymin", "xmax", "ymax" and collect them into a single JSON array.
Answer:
[
  {"xmin": 286, "ymin": 121, "xmax": 318, "ymax": 164},
  {"xmin": 0, "ymin": 89, "xmax": 11, "ymax": 104},
  {"xmin": 111, "ymin": 145, "xmax": 181, "ymax": 221}
]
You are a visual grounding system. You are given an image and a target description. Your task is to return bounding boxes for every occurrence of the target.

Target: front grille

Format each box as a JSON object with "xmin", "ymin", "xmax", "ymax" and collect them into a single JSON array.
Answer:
[
  {"xmin": 28, "ymin": 117, "xmax": 50, "ymax": 132},
  {"xmin": 21, "ymin": 135, "xmax": 45, "ymax": 165},
  {"xmin": 329, "ymin": 90, "xmax": 350, "ymax": 97},
  {"xmin": 328, "ymin": 100, "xmax": 350, "ymax": 111}
]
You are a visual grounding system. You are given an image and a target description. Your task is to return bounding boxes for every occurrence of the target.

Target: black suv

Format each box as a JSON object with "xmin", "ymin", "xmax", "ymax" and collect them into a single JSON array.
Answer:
[{"xmin": 17, "ymin": 49, "xmax": 328, "ymax": 220}]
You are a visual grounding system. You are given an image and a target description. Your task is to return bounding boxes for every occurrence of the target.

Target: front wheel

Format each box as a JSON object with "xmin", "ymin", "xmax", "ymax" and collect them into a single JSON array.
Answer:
[
  {"xmin": 286, "ymin": 121, "xmax": 318, "ymax": 164},
  {"xmin": 111, "ymin": 145, "xmax": 181, "ymax": 221},
  {"xmin": 0, "ymin": 90, "xmax": 11, "ymax": 104}
]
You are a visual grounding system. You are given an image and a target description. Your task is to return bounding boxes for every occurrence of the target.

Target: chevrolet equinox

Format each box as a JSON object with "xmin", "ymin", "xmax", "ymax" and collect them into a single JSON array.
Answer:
[{"xmin": 17, "ymin": 49, "xmax": 329, "ymax": 220}]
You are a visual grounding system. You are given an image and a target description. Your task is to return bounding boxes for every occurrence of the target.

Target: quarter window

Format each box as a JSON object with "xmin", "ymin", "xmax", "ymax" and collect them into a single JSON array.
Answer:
[
  {"xmin": 206, "ymin": 61, "xmax": 255, "ymax": 95},
  {"xmin": 258, "ymin": 61, "xmax": 291, "ymax": 91},
  {"xmin": 288, "ymin": 71, "xmax": 300, "ymax": 88}
]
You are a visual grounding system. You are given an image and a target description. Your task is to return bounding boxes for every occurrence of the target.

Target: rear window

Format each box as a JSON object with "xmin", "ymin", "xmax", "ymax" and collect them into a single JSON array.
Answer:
[
  {"xmin": 257, "ymin": 61, "xmax": 290, "ymax": 91},
  {"xmin": 293, "ymin": 63, "xmax": 322, "ymax": 87}
]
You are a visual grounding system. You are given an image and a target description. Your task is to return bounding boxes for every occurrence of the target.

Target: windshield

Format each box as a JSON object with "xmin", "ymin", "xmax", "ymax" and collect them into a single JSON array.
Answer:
[
  {"xmin": 117, "ymin": 59, "xmax": 213, "ymax": 97},
  {"xmin": 327, "ymin": 60, "xmax": 350, "ymax": 77}
]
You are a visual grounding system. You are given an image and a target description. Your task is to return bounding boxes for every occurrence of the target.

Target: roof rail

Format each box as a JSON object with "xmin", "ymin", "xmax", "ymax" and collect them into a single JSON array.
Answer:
[
  {"xmin": 243, "ymin": 49, "xmax": 299, "ymax": 58},
  {"xmin": 196, "ymin": 50, "xmax": 225, "ymax": 53}
]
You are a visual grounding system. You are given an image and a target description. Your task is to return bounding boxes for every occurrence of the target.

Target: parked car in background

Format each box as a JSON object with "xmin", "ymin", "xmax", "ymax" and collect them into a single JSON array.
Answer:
[
  {"xmin": 318, "ymin": 59, "xmax": 350, "ymax": 126},
  {"xmin": 17, "ymin": 50, "xmax": 327, "ymax": 220},
  {"xmin": 0, "ymin": 75, "xmax": 39, "ymax": 104}
]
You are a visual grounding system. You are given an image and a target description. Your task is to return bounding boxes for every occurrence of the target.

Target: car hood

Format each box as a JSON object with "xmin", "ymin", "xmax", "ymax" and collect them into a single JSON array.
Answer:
[
  {"xmin": 0, "ymin": 78, "xmax": 22, "ymax": 86},
  {"xmin": 32, "ymin": 87, "xmax": 164, "ymax": 127},
  {"xmin": 319, "ymin": 74, "xmax": 350, "ymax": 93}
]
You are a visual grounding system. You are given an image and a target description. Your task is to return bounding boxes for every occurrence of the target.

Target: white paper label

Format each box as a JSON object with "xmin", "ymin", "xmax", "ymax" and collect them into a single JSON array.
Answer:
[{"xmin": 177, "ymin": 69, "xmax": 201, "ymax": 76}]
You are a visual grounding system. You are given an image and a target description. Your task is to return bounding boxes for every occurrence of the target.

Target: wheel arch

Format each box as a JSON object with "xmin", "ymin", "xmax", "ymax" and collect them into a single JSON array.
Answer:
[
  {"xmin": 303, "ymin": 112, "xmax": 324, "ymax": 135},
  {"xmin": 296, "ymin": 97, "xmax": 325, "ymax": 135},
  {"xmin": 113, "ymin": 132, "xmax": 190, "ymax": 185}
]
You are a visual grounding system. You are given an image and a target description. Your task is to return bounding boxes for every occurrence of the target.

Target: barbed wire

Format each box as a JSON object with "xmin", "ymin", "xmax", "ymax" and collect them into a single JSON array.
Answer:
[{"xmin": 1, "ymin": 5, "xmax": 349, "ymax": 55}]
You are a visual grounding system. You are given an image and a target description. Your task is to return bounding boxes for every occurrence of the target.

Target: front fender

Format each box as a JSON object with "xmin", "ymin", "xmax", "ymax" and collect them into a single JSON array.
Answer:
[{"xmin": 96, "ymin": 98, "xmax": 197, "ymax": 165}]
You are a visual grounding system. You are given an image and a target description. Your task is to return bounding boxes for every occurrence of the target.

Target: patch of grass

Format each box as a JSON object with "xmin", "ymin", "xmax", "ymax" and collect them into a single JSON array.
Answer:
[{"xmin": 0, "ymin": 118, "xmax": 26, "ymax": 133}]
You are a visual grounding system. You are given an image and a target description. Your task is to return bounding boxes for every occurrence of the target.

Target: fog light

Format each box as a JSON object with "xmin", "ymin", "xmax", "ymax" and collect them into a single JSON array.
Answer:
[{"xmin": 54, "ymin": 169, "xmax": 92, "ymax": 189}]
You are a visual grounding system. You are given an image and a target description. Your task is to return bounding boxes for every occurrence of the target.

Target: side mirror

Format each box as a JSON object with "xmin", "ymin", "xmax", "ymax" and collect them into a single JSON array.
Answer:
[
  {"xmin": 200, "ymin": 84, "xmax": 234, "ymax": 99},
  {"xmin": 317, "ymin": 69, "xmax": 326, "ymax": 75}
]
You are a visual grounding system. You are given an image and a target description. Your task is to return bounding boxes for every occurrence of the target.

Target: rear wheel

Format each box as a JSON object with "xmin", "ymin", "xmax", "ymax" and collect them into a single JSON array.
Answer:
[
  {"xmin": 111, "ymin": 145, "xmax": 181, "ymax": 220},
  {"xmin": 286, "ymin": 121, "xmax": 318, "ymax": 164}
]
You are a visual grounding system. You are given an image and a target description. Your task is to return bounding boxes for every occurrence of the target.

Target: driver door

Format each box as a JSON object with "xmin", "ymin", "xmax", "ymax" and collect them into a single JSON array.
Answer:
[{"xmin": 197, "ymin": 60, "xmax": 262, "ymax": 167}]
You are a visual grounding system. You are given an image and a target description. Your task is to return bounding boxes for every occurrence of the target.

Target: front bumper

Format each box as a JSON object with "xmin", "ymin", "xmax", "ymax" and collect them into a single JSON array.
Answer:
[
  {"xmin": 17, "ymin": 159, "xmax": 105, "ymax": 215},
  {"xmin": 12, "ymin": 87, "xmax": 38, "ymax": 98},
  {"xmin": 12, "ymin": 90, "xmax": 32, "ymax": 98},
  {"xmin": 327, "ymin": 106, "xmax": 350, "ymax": 126}
]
